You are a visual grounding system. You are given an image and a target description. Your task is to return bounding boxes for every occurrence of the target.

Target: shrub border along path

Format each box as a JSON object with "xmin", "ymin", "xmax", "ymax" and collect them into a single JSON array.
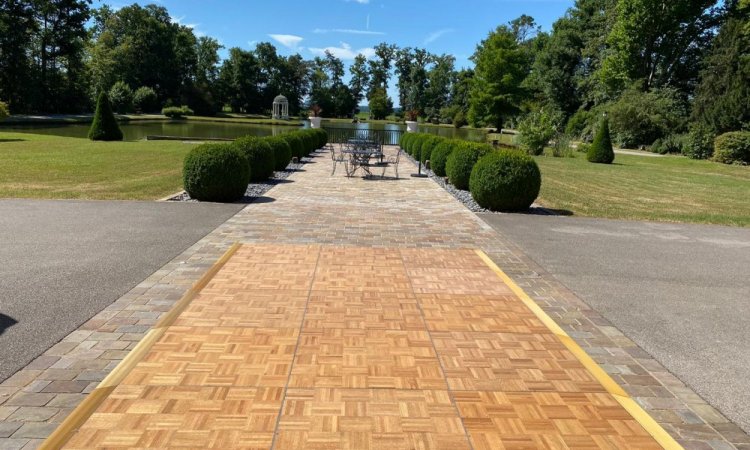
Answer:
[{"xmin": 0, "ymin": 147, "xmax": 745, "ymax": 449}]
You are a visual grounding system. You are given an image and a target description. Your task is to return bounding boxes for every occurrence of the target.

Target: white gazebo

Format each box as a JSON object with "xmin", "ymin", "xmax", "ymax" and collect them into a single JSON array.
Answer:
[{"xmin": 272, "ymin": 95, "xmax": 289, "ymax": 120}]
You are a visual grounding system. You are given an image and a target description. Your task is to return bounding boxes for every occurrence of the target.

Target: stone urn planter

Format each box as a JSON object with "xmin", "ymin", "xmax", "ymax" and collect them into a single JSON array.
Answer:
[
  {"xmin": 405, "ymin": 121, "xmax": 418, "ymax": 133},
  {"xmin": 309, "ymin": 117, "xmax": 322, "ymax": 129}
]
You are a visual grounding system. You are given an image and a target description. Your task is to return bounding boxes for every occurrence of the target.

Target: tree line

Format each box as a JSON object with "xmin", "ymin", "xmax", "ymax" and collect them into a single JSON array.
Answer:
[{"xmin": 1, "ymin": 0, "xmax": 748, "ymax": 151}]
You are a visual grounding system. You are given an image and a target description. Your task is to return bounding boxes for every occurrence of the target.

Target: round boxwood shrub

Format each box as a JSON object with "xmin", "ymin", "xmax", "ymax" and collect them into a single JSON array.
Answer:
[
  {"xmin": 587, "ymin": 118, "xmax": 615, "ymax": 164},
  {"xmin": 430, "ymin": 139, "xmax": 457, "ymax": 177},
  {"xmin": 312, "ymin": 129, "xmax": 328, "ymax": 149},
  {"xmin": 233, "ymin": 136, "xmax": 275, "ymax": 181},
  {"xmin": 88, "ymin": 92, "xmax": 123, "ymax": 141},
  {"xmin": 264, "ymin": 136, "xmax": 293, "ymax": 171},
  {"xmin": 281, "ymin": 133, "xmax": 306, "ymax": 159},
  {"xmin": 297, "ymin": 131, "xmax": 316, "ymax": 155},
  {"xmin": 445, "ymin": 142, "xmax": 493, "ymax": 190},
  {"xmin": 714, "ymin": 131, "xmax": 750, "ymax": 165},
  {"xmin": 405, "ymin": 133, "xmax": 423, "ymax": 156},
  {"xmin": 469, "ymin": 150, "xmax": 541, "ymax": 212},
  {"xmin": 420, "ymin": 135, "xmax": 445, "ymax": 164},
  {"xmin": 183, "ymin": 143, "xmax": 250, "ymax": 202},
  {"xmin": 399, "ymin": 133, "xmax": 411, "ymax": 150}
]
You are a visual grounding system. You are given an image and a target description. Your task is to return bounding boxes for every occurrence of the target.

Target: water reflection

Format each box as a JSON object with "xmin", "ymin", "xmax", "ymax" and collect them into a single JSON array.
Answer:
[{"xmin": 3, "ymin": 118, "xmax": 486, "ymax": 142}]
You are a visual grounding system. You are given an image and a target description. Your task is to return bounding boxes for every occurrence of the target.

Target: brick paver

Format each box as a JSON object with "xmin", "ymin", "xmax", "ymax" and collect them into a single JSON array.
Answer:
[
  {"xmin": 59, "ymin": 245, "xmax": 663, "ymax": 449},
  {"xmin": 1, "ymin": 147, "xmax": 747, "ymax": 449}
]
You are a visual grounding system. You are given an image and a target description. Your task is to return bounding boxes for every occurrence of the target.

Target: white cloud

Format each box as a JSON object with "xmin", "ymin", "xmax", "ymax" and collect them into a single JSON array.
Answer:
[
  {"xmin": 424, "ymin": 28, "xmax": 454, "ymax": 45},
  {"xmin": 308, "ymin": 42, "xmax": 375, "ymax": 60},
  {"xmin": 313, "ymin": 28, "xmax": 385, "ymax": 36},
  {"xmin": 346, "ymin": 0, "xmax": 370, "ymax": 3},
  {"xmin": 170, "ymin": 15, "xmax": 198, "ymax": 30},
  {"xmin": 268, "ymin": 34, "xmax": 304, "ymax": 49}
]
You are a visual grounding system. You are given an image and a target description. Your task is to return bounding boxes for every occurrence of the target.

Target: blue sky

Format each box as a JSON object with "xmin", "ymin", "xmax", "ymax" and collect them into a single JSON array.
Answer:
[{"xmin": 96, "ymin": 0, "xmax": 576, "ymax": 103}]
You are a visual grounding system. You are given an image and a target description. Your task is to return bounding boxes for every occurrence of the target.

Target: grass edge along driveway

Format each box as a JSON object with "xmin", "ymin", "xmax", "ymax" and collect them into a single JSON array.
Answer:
[
  {"xmin": 534, "ymin": 152, "xmax": 750, "ymax": 227},
  {"xmin": 0, "ymin": 132, "xmax": 196, "ymax": 200}
]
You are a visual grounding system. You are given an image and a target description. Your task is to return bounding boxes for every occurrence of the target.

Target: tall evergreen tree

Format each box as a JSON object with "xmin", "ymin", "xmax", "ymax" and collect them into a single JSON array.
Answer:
[
  {"xmin": 693, "ymin": 1, "xmax": 750, "ymax": 132},
  {"xmin": 88, "ymin": 92, "xmax": 123, "ymax": 141},
  {"xmin": 468, "ymin": 25, "xmax": 529, "ymax": 130},
  {"xmin": 0, "ymin": 0, "xmax": 35, "ymax": 112}
]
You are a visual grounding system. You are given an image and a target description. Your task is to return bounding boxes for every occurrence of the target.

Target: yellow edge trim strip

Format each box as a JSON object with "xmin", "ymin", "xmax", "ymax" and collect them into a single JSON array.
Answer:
[
  {"xmin": 474, "ymin": 249, "xmax": 683, "ymax": 450},
  {"xmin": 39, "ymin": 242, "xmax": 242, "ymax": 450}
]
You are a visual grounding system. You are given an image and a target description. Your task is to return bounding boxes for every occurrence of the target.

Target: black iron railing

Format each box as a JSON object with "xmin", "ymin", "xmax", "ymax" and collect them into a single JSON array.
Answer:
[{"xmin": 323, "ymin": 127, "xmax": 404, "ymax": 146}]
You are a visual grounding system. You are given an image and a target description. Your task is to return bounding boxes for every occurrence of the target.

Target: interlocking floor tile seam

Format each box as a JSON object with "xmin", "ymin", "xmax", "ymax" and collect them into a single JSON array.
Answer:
[
  {"xmin": 268, "ymin": 245, "xmax": 322, "ymax": 450},
  {"xmin": 398, "ymin": 248, "xmax": 476, "ymax": 450}
]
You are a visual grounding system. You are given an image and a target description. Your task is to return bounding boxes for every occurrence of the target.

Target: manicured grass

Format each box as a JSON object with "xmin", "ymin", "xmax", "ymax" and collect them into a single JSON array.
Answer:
[
  {"xmin": 0, "ymin": 132, "xmax": 195, "ymax": 200},
  {"xmin": 534, "ymin": 152, "xmax": 750, "ymax": 227}
]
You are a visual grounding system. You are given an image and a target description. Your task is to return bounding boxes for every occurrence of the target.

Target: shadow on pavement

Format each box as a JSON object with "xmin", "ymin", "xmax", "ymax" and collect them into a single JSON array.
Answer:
[{"xmin": 0, "ymin": 314, "xmax": 18, "ymax": 336}]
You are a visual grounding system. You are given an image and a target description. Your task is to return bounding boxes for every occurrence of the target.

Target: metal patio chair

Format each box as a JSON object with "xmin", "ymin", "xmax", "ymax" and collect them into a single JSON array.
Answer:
[
  {"xmin": 331, "ymin": 144, "xmax": 348, "ymax": 176},
  {"xmin": 381, "ymin": 147, "xmax": 401, "ymax": 179}
]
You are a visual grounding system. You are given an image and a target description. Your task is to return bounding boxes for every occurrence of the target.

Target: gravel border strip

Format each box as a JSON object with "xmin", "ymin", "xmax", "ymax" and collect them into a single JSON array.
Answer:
[
  {"xmin": 402, "ymin": 152, "xmax": 553, "ymax": 215},
  {"xmin": 168, "ymin": 157, "xmax": 310, "ymax": 203}
]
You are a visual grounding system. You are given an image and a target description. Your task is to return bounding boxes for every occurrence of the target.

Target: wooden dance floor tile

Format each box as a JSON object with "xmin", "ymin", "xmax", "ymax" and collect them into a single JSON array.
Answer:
[
  {"xmin": 274, "ymin": 388, "xmax": 471, "ymax": 450},
  {"xmin": 174, "ymin": 291, "xmax": 308, "ymax": 328},
  {"xmin": 318, "ymin": 247, "xmax": 403, "ymax": 267},
  {"xmin": 64, "ymin": 386, "xmax": 283, "ymax": 449},
  {"xmin": 431, "ymin": 331, "xmax": 605, "ymax": 392},
  {"xmin": 121, "ymin": 327, "xmax": 298, "ymax": 387},
  {"xmin": 289, "ymin": 329, "xmax": 446, "ymax": 389},
  {"xmin": 304, "ymin": 291, "xmax": 425, "ymax": 330},
  {"xmin": 418, "ymin": 294, "xmax": 548, "ymax": 333},
  {"xmin": 58, "ymin": 245, "xmax": 664, "ymax": 449},
  {"xmin": 453, "ymin": 391, "xmax": 662, "ymax": 450},
  {"xmin": 400, "ymin": 248, "xmax": 491, "ymax": 269},
  {"xmin": 407, "ymin": 268, "xmax": 515, "ymax": 295},
  {"xmin": 312, "ymin": 265, "xmax": 412, "ymax": 292}
]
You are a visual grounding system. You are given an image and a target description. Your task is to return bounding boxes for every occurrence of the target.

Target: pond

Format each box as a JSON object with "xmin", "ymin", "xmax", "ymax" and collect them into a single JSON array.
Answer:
[{"xmin": 1, "ymin": 119, "xmax": 487, "ymax": 142}]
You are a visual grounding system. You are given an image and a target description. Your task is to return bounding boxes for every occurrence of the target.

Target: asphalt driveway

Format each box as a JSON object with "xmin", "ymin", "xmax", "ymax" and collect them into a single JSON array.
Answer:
[
  {"xmin": 479, "ymin": 214, "xmax": 750, "ymax": 433},
  {"xmin": 0, "ymin": 199, "xmax": 243, "ymax": 382}
]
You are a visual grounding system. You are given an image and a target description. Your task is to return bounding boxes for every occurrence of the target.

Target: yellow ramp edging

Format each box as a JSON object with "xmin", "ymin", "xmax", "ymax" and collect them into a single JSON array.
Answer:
[
  {"xmin": 474, "ymin": 249, "xmax": 683, "ymax": 450},
  {"xmin": 39, "ymin": 242, "xmax": 242, "ymax": 450}
]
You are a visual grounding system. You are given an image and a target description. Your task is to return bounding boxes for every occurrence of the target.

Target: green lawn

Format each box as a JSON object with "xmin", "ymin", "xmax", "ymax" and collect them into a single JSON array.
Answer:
[
  {"xmin": 534, "ymin": 152, "xmax": 750, "ymax": 227},
  {"xmin": 0, "ymin": 132, "xmax": 194, "ymax": 200}
]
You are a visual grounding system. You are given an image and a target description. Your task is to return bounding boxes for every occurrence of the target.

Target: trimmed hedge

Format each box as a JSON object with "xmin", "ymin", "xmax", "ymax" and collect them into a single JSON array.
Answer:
[
  {"xmin": 404, "ymin": 133, "xmax": 427, "ymax": 156},
  {"xmin": 88, "ymin": 92, "xmax": 123, "ymax": 141},
  {"xmin": 234, "ymin": 136, "xmax": 275, "ymax": 181},
  {"xmin": 162, "ymin": 105, "xmax": 194, "ymax": 119},
  {"xmin": 264, "ymin": 136, "xmax": 293, "ymax": 171},
  {"xmin": 399, "ymin": 133, "xmax": 411, "ymax": 150},
  {"xmin": 445, "ymin": 141, "xmax": 493, "ymax": 190},
  {"xmin": 430, "ymin": 139, "xmax": 457, "ymax": 177},
  {"xmin": 281, "ymin": 133, "xmax": 306, "ymax": 159},
  {"xmin": 587, "ymin": 118, "xmax": 615, "ymax": 164},
  {"xmin": 420, "ymin": 135, "xmax": 445, "ymax": 164},
  {"xmin": 469, "ymin": 150, "xmax": 541, "ymax": 212},
  {"xmin": 714, "ymin": 131, "xmax": 750, "ymax": 165},
  {"xmin": 183, "ymin": 143, "xmax": 250, "ymax": 202},
  {"xmin": 297, "ymin": 131, "xmax": 317, "ymax": 155},
  {"xmin": 311, "ymin": 129, "xmax": 328, "ymax": 149}
]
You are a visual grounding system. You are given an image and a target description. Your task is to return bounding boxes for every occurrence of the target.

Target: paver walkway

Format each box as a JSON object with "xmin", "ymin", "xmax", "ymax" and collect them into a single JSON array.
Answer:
[
  {"xmin": 53, "ymin": 244, "xmax": 664, "ymax": 449},
  {"xmin": 2, "ymin": 147, "xmax": 747, "ymax": 449}
]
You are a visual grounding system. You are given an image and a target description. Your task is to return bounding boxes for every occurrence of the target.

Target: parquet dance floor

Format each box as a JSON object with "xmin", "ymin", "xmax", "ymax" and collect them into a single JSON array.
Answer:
[{"xmin": 56, "ymin": 244, "xmax": 667, "ymax": 449}]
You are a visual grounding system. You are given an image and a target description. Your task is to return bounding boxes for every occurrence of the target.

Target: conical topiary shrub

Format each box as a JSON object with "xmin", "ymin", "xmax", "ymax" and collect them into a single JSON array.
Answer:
[
  {"xmin": 587, "ymin": 117, "xmax": 614, "ymax": 164},
  {"xmin": 88, "ymin": 92, "xmax": 123, "ymax": 141}
]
